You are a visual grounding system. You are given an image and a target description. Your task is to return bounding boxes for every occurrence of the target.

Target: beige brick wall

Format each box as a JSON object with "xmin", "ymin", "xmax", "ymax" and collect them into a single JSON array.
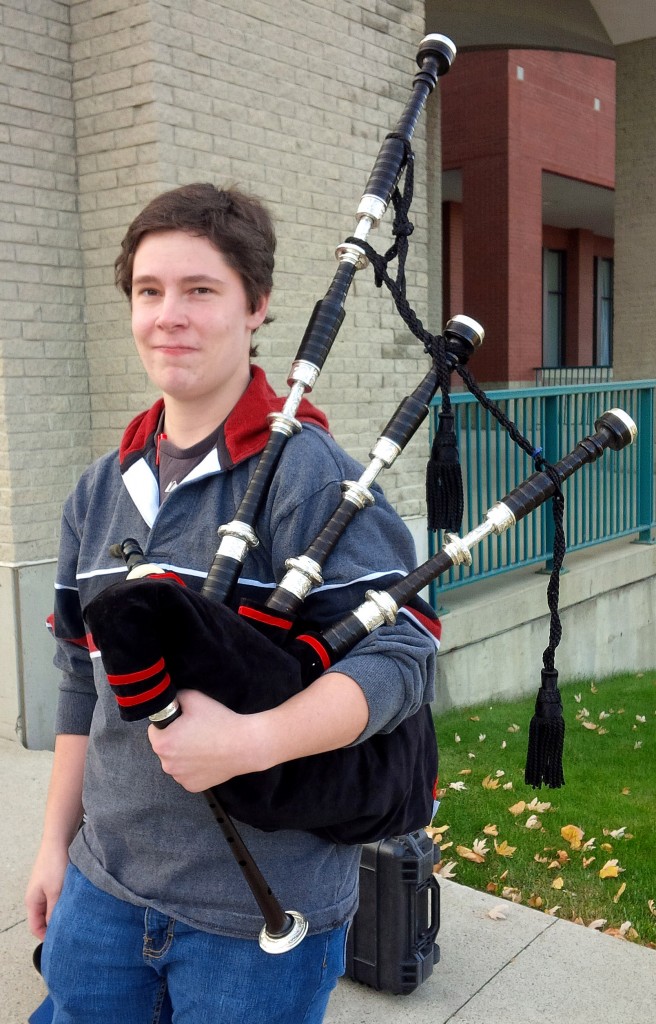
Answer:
[{"xmin": 0, "ymin": 0, "xmax": 89, "ymax": 563}]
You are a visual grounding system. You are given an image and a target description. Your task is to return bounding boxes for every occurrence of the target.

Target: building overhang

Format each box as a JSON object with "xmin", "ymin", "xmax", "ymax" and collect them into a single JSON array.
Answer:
[{"xmin": 426, "ymin": 0, "xmax": 656, "ymax": 58}]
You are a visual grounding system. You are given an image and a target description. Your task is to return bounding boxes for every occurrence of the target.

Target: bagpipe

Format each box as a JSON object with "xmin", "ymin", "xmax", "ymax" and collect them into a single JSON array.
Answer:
[{"xmin": 81, "ymin": 33, "xmax": 638, "ymax": 955}]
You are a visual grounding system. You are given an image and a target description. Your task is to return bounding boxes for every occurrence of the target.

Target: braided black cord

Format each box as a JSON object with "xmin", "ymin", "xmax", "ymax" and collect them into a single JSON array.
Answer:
[{"xmin": 536, "ymin": 461, "xmax": 566, "ymax": 670}]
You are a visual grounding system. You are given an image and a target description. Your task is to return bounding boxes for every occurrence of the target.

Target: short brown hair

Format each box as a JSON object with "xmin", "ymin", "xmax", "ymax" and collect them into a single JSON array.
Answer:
[{"xmin": 115, "ymin": 183, "xmax": 276, "ymax": 314}]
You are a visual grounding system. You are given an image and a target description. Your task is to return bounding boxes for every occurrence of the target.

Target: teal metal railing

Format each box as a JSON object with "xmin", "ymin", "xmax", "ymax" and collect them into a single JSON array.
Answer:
[{"xmin": 427, "ymin": 380, "xmax": 656, "ymax": 598}]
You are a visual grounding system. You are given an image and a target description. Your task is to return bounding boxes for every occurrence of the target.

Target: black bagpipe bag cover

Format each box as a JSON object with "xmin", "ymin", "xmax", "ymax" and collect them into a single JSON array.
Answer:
[{"xmin": 84, "ymin": 577, "xmax": 437, "ymax": 844}]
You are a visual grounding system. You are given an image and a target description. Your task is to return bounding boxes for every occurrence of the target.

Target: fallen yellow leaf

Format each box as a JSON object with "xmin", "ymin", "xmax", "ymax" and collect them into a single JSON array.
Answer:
[
  {"xmin": 425, "ymin": 825, "xmax": 449, "ymax": 841},
  {"xmin": 599, "ymin": 859, "xmax": 623, "ymax": 879},
  {"xmin": 486, "ymin": 906, "xmax": 507, "ymax": 919},
  {"xmin": 501, "ymin": 886, "xmax": 522, "ymax": 903},
  {"xmin": 525, "ymin": 815, "xmax": 542, "ymax": 830},
  {"xmin": 482, "ymin": 774, "xmax": 500, "ymax": 790},
  {"xmin": 436, "ymin": 860, "xmax": 457, "ymax": 879},
  {"xmin": 486, "ymin": 881, "xmax": 498, "ymax": 893},
  {"xmin": 648, "ymin": 900, "xmax": 656, "ymax": 917},
  {"xmin": 456, "ymin": 845, "xmax": 486, "ymax": 864},
  {"xmin": 483, "ymin": 824, "xmax": 499, "ymax": 836},
  {"xmin": 561, "ymin": 824, "xmax": 584, "ymax": 849},
  {"xmin": 582, "ymin": 857, "xmax": 596, "ymax": 869},
  {"xmin": 551, "ymin": 877, "xmax": 564, "ymax": 890},
  {"xmin": 494, "ymin": 840, "xmax": 517, "ymax": 858},
  {"xmin": 472, "ymin": 838, "xmax": 489, "ymax": 857},
  {"xmin": 588, "ymin": 919, "xmax": 607, "ymax": 930},
  {"xmin": 508, "ymin": 801, "xmax": 526, "ymax": 816},
  {"xmin": 613, "ymin": 882, "xmax": 627, "ymax": 903},
  {"xmin": 581, "ymin": 721, "xmax": 598, "ymax": 730},
  {"xmin": 458, "ymin": 769, "xmax": 472, "ymax": 775},
  {"xmin": 528, "ymin": 894, "xmax": 543, "ymax": 908},
  {"xmin": 526, "ymin": 798, "xmax": 551, "ymax": 813},
  {"xmin": 600, "ymin": 843, "xmax": 613, "ymax": 852}
]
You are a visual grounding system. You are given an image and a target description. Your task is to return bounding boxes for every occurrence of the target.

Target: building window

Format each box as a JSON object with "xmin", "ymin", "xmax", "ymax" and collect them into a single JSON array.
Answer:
[
  {"xmin": 594, "ymin": 257, "xmax": 613, "ymax": 366},
  {"xmin": 542, "ymin": 249, "xmax": 566, "ymax": 367}
]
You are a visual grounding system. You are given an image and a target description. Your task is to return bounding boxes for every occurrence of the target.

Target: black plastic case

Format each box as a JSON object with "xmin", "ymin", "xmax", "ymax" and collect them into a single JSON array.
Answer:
[{"xmin": 345, "ymin": 829, "xmax": 441, "ymax": 995}]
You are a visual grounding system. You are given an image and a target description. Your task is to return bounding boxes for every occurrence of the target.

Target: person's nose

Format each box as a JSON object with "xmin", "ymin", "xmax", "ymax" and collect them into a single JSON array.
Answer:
[{"xmin": 155, "ymin": 291, "xmax": 188, "ymax": 330}]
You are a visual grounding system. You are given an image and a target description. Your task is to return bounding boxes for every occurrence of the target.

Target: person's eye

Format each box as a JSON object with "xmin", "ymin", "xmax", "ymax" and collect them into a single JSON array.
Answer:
[
  {"xmin": 193, "ymin": 287, "xmax": 213, "ymax": 295},
  {"xmin": 137, "ymin": 287, "xmax": 159, "ymax": 297}
]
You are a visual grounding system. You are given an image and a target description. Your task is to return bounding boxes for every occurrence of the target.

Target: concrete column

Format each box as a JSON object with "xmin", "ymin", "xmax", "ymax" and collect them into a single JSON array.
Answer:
[{"xmin": 613, "ymin": 37, "xmax": 656, "ymax": 380}]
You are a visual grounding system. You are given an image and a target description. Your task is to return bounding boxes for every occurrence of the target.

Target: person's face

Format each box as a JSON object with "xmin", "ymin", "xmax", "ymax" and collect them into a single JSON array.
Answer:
[{"xmin": 130, "ymin": 230, "xmax": 269, "ymax": 409}]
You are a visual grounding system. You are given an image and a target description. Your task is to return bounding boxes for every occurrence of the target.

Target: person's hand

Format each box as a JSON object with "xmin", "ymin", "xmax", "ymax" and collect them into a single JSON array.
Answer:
[
  {"xmin": 147, "ymin": 689, "xmax": 267, "ymax": 792},
  {"xmin": 25, "ymin": 842, "xmax": 70, "ymax": 940}
]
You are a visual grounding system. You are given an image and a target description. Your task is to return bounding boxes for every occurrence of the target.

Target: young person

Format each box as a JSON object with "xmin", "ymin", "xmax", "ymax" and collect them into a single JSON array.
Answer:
[{"xmin": 25, "ymin": 183, "xmax": 440, "ymax": 1023}]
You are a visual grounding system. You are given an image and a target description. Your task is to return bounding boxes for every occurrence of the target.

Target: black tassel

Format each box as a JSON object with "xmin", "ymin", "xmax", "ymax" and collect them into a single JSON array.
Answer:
[
  {"xmin": 524, "ymin": 668, "xmax": 565, "ymax": 788},
  {"xmin": 426, "ymin": 408, "xmax": 464, "ymax": 532}
]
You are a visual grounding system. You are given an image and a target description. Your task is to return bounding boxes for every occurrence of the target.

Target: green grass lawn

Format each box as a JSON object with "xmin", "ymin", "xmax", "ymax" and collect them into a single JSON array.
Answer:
[{"xmin": 431, "ymin": 670, "xmax": 656, "ymax": 946}]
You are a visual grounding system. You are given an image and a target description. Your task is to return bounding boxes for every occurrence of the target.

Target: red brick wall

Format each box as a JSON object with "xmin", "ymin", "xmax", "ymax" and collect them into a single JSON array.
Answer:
[{"xmin": 441, "ymin": 49, "xmax": 615, "ymax": 383}]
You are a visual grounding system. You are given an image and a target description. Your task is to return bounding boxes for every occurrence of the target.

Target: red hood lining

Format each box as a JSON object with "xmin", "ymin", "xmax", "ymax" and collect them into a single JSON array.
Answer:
[{"xmin": 119, "ymin": 366, "xmax": 330, "ymax": 470}]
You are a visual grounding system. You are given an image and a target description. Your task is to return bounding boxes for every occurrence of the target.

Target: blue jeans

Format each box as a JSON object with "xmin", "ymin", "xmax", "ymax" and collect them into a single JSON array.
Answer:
[{"xmin": 37, "ymin": 864, "xmax": 348, "ymax": 1023}]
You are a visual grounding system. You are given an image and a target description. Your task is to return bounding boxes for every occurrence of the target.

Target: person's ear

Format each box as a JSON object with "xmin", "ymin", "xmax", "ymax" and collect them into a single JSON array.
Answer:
[{"xmin": 247, "ymin": 293, "xmax": 270, "ymax": 332}]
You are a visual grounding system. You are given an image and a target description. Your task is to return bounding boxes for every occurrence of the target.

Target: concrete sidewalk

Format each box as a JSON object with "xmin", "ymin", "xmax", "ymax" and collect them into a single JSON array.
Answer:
[{"xmin": 2, "ymin": 738, "xmax": 654, "ymax": 1024}]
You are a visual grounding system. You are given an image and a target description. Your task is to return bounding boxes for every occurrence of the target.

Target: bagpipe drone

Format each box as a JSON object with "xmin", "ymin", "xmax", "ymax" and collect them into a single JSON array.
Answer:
[{"xmin": 82, "ymin": 34, "xmax": 637, "ymax": 954}]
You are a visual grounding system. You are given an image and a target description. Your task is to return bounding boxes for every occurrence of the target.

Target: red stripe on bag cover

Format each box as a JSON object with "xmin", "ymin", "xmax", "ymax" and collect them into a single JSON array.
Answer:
[
  {"xmin": 295, "ymin": 634, "xmax": 332, "ymax": 671},
  {"xmin": 107, "ymin": 657, "xmax": 166, "ymax": 686},
  {"xmin": 238, "ymin": 605, "xmax": 293, "ymax": 631},
  {"xmin": 148, "ymin": 571, "xmax": 186, "ymax": 586},
  {"xmin": 114, "ymin": 674, "xmax": 172, "ymax": 708}
]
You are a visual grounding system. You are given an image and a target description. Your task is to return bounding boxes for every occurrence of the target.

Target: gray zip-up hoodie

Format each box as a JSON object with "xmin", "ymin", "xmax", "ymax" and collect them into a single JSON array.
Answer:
[{"xmin": 50, "ymin": 367, "xmax": 440, "ymax": 938}]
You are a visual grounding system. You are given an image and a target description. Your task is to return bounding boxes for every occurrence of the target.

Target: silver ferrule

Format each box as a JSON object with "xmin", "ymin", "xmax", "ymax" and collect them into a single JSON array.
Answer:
[
  {"xmin": 351, "ymin": 213, "xmax": 376, "ymax": 241},
  {"xmin": 267, "ymin": 410, "xmax": 301, "ymax": 437},
  {"xmin": 279, "ymin": 556, "xmax": 324, "ymax": 600},
  {"xmin": 356, "ymin": 195, "xmax": 387, "ymax": 227},
  {"xmin": 287, "ymin": 362, "xmax": 320, "ymax": 393},
  {"xmin": 340, "ymin": 479, "xmax": 375, "ymax": 509},
  {"xmin": 149, "ymin": 701, "xmax": 179, "ymax": 724},
  {"xmin": 484, "ymin": 501, "xmax": 516, "ymax": 535},
  {"xmin": 126, "ymin": 562, "xmax": 166, "ymax": 581},
  {"xmin": 217, "ymin": 521, "xmax": 259, "ymax": 560},
  {"xmin": 369, "ymin": 435, "xmax": 402, "ymax": 469},
  {"xmin": 442, "ymin": 532, "xmax": 473, "ymax": 567},
  {"xmin": 259, "ymin": 911, "xmax": 308, "ymax": 955},
  {"xmin": 335, "ymin": 241, "xmax": 369, "ymax": 269},
  {"xmin": 354, "ymin": 589, "xmax": 399, "ymax": 633}
]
